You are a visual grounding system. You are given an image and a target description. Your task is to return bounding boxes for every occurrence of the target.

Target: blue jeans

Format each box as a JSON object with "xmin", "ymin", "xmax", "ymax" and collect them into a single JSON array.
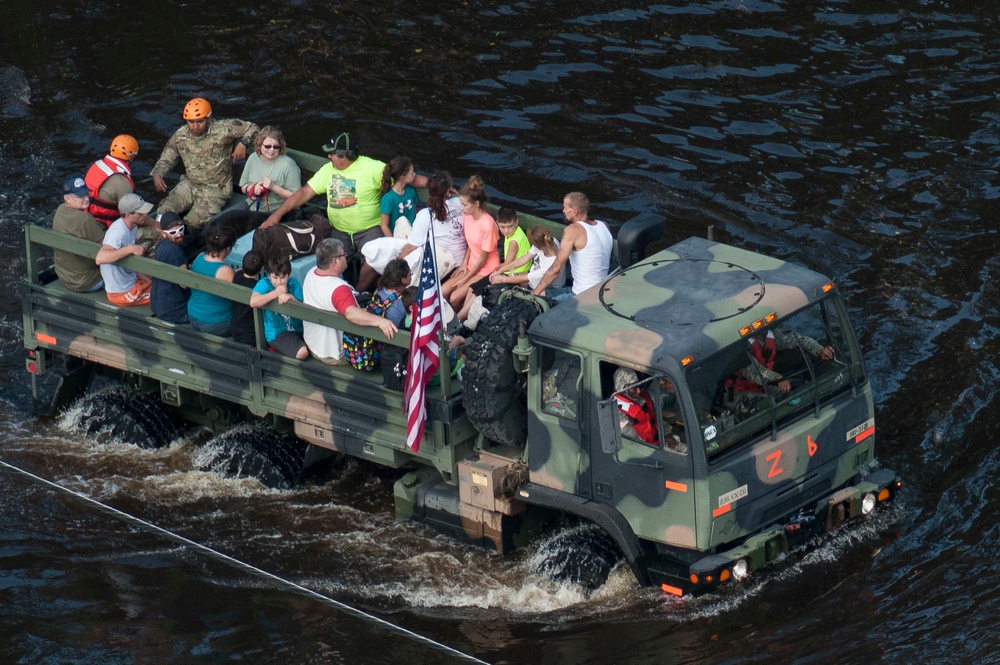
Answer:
[{"xmin": 190, "ymin": 318, "xmax": 232, "ymax": 337}]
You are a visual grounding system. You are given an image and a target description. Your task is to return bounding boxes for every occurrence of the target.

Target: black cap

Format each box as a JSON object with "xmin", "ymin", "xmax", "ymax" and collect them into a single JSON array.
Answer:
[{"xmin": 322, "ymin": 132, "xmax": 357, "ymax": 154}]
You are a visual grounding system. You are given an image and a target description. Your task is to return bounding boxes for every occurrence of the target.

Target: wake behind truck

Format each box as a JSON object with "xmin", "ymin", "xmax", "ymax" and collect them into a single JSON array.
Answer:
[{"xmin": 21, "ymin": 149, "xmax": 899, "ymax": 596}]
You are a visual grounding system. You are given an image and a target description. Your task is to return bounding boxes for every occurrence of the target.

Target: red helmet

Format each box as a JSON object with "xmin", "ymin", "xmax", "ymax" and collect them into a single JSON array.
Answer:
[
  {"xmin": 109, "ymin": 134, "xmax": 139, "ymax": 160},
  {"xmin": 183, "ymin": 97, "xmax": 212, "ymax": 120}
]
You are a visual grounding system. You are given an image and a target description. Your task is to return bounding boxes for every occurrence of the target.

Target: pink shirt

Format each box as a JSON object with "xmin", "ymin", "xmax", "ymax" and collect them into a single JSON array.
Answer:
[{"xmin": 463, "ymin": 211, "xmax": 499, "ymax": 276}]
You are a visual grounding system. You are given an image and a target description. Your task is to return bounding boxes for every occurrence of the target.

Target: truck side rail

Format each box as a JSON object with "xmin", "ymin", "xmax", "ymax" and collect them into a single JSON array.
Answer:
[{"xmin": 23, "ymin": 224, "xmax": 474, "ymax": 478}]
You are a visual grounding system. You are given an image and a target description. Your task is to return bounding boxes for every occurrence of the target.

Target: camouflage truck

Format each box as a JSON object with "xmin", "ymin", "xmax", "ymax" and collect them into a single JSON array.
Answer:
[{"xmin": 21, "ymin": 148, "xmax": 899, "ymax": 596}]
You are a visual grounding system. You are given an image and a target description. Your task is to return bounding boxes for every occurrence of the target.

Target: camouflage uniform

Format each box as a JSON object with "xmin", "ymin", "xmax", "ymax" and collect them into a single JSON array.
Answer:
[{"xmin": 151, "ymin": 118, "xmax": 259, "ymax": 230}]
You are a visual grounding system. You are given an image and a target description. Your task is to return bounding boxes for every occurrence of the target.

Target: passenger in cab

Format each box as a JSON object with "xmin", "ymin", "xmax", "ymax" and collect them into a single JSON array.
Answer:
[
  {"xmin": 150, "ymin": 212, "xmax": 189, "ymax": 324},
  {"xmin": 52, "ymin": 176, "xmax": 105, "ymax": 293},
  {"xmin": 613, "ymin": 367, "xmax": 658, "ymax": 445},
  {"xmin": 249, "ymin": 256, "xmax": 308, "ymax": 360},
  {"xmin": 151, "ymin": 97, "xmax": 259, "ymax": 232},
  {"xmin": 441, "ymin": 175, "xmax": 499, "ymax": 309},
  {"xmin": 95, "ymin": 193, "xmax": 154, "ymax": 307},
  {"xmin": 532, "ymin": 191, "xmax": 612, "ymax": 301},
  {"xmin": 302, "ymin": 238, "xmax": 398, "ymax": 366},
  {"xmin": 239, "ymin": 126, "xmax": 301, "ymax": 213},
  {"xmin": 187, "ymin": 224, "xmax": 237, "ymax": 336}
]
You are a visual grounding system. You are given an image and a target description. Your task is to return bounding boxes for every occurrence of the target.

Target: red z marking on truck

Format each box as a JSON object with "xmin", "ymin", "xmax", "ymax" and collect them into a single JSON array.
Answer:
[
  {"xmin": 766, "ymin": 449, "xmax": 784, "ymax": 478},
  {"xmin": 808, "ymin": 434, "xmax": 818, "ymax": 457}
]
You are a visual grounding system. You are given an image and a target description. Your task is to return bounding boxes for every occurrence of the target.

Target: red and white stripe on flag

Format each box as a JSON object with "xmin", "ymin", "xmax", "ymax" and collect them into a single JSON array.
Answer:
[{"xmin": 404, "ymin": 237, "xmax": 442, "ymax": 452}]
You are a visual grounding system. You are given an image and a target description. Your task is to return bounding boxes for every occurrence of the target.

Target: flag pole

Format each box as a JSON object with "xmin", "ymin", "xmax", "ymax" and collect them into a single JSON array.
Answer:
[{"xmin": 426, "ymin": 227, "xmax": 450, "ymax": 397}]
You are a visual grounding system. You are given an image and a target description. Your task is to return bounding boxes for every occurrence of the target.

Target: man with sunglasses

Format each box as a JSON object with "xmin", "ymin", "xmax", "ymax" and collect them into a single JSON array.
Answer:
[
  {"xmin": 260, "ymin": 132, "xmax": 428, "ymax": 268},
  {"xmin": 150, "ymin": 212, "xmax": 190, "ymax": 324}
]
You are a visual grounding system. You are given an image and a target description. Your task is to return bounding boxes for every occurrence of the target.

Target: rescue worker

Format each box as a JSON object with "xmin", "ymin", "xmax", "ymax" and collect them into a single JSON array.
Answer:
[
  {"xmin": 613, "ymin": 367, "xmax": 658, "ymax": 445},
  {"xmin": 150, "ymin": 97, "xmax": 259, "ymax": 232},
  {"xmin": 85, "ymin": 134, "xmax": 139, "ymax": 228},
  {"xmin": 729, "ymin": 329, "xmax": 835, "ymax": 394}
]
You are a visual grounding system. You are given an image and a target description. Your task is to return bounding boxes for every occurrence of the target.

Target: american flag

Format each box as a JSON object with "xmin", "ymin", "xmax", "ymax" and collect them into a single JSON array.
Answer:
[{"xmin": 404, "ymin": 237, "xmax": 442, "ymax": 452}]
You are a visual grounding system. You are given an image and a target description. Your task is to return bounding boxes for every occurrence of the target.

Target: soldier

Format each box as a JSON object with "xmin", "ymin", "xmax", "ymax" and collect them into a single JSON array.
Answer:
[
  {"xmin": 150, "ymin": 97, "xmax": 259, "ymax": 232},
  {"xmin": 531, "ymin": 191, "xmax": 613, "ymax": 301},
  {"xmin": 52, "ymin": 176, "xmax": 105, "ymax": 293},
  {"xmin": 85, "ymin": 134, "xmax": 139, "ymax": 227},
  {"xmin": 729, "ymin": 329, "xmax": 835, "ymax": 394}
]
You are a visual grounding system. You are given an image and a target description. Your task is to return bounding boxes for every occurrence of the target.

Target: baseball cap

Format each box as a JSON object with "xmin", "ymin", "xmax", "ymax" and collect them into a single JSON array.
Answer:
[
  {"xmin": 157, "ymin": 211, "xmax": 184, "ymax": 230},
  {"xmin": 62, "ymin": 176, "xmax": 89, "ymax": 198},
  {"xmin": 322, "ymin": 132, "xmax": 357, "ymax": 154},
  {"xmin": 118, "ymin": 192, "xmax": 153, "ymax": 215}
]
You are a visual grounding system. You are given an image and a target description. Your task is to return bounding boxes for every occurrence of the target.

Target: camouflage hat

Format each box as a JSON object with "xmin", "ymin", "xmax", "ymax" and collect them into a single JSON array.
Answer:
[{"xmin": 614, "ymin": 367, "xmax": 638, "ymax": 393}]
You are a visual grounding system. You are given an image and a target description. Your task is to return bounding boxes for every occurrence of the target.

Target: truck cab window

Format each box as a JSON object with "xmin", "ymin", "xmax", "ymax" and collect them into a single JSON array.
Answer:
[
  {"xmin": 540, "ymin": 347, "xmax": 580, "ymax": 420},
  {"xmin": 602, "ymin": 364, "xmax": 688, "ymax": 454},
  {"xmin": 686, "ymin": 296, "xmax": 864, "ymax": 458}
]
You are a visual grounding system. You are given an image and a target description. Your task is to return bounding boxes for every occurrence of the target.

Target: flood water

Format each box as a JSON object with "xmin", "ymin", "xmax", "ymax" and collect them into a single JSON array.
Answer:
[{"xmin": 1, "ymin": 1, "xmax": 999, "ymax": 663}]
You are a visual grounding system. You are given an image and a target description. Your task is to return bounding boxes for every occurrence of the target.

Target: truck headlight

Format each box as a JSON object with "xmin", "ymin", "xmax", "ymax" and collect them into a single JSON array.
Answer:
[
  {"xmin": 732, "ymin": 559, "xmax": 749, "ymax": 580},
  {"xmin": 861, "ymin": 492, "xmax": 876, "ymax": 515}
]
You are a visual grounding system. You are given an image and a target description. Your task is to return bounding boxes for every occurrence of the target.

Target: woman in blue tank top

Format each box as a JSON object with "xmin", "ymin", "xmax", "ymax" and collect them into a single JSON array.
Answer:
[{"xmin": 188, "ymin": 224, "xmax": 237, "ymax": 336}]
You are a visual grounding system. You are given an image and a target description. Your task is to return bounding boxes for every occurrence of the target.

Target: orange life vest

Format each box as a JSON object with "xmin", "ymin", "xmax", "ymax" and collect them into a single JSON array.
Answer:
[{"xmin": 85, "ymin": 156, "xmax": 134, "ymax": 226}]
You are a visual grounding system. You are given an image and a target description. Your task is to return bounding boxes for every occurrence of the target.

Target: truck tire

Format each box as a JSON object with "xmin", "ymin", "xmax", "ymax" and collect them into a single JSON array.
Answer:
[
  {"xmin": 195, "ymin": 422, "xmax": 307, "ymax": 489},
  {"xmin": 534, "ymin": 523, "xmax": 622, "ymax": 593},
  {"xmin": 73, "ymin": 385, "xmax": 186, "ymax": 450},
  {"xmin": 461, "ymin": 296, "xmax": 542, "ymax": 446}
]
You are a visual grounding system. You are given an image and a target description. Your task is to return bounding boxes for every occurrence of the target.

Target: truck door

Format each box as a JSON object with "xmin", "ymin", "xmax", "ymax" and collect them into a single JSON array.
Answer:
[
  {"xmin": 592, "ymin": 363, "xmax": 698, "ymax": 550},
  {"xmin": 526, "ymin": 346, "xmax": 590, "ymax": 497}
]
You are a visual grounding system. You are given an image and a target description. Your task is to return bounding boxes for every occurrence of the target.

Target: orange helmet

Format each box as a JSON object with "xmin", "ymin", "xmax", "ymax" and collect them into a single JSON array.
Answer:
[
  {"xmin": 183, "ymin": 97, "xmax": 212, "ymax": 120},
  {"xmin": 109, "ymin": 134, "xmax": 139, "ymax": 160}
]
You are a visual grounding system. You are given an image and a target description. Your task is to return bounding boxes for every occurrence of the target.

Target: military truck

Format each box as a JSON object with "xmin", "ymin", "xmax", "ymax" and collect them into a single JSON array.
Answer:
[{"xmin": 21, "ymin": 149, "xmax": 899, "ymax": 596}]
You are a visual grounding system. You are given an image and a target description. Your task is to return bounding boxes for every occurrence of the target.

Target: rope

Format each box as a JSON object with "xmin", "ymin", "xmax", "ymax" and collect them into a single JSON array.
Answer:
[{"xmin": 0, "ymin": 458, "xmax": 490, "ymax": 665}]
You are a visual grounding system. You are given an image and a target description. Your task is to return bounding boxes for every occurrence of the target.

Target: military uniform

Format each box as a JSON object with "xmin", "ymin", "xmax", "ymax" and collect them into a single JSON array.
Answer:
[{"xmin": 151, "ymin": 118, "xmax": 259, "ymax": 230}]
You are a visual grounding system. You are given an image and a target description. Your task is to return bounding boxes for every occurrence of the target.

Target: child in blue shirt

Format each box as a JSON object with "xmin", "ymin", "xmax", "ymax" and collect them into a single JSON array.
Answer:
[
  {"xmin": 249, "ymin": 256, "xmax": 307, "ymax": 359},
  {"xmin": 379, "ymin": 156, "xmax": 419, "ymax": 236}
]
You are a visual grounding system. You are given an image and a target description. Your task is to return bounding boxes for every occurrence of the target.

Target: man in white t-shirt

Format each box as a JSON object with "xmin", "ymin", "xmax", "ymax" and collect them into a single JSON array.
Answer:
[
  {"xmin": 95, "ymin": 193, "xmax": 154, "ymax": 307},
  {"xmin": 302, "ymin": 238, "xmax": 398, "ymax": 364},
  {"xmin": 532, "ymin": 191, "xmax": 613, "ymax": 301}
]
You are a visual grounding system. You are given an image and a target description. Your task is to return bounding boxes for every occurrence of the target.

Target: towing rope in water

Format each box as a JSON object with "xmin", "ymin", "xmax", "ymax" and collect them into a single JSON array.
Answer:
[{"xmin": 0, "ymin": 459, "xmax": 491, "ymax": 665}]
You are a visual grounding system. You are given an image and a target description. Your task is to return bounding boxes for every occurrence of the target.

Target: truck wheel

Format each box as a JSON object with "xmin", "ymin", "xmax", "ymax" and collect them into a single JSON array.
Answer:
[
  {"xmin": 73, "ymin": 385, "xmax": 185, "ymax": 450},
  {"xmin": 462, "ymin": 296, "xmax": 542, "ymax": 446},
  {"xmin": 534, "ymin": 523, "xmax": 622, "ymax": 593},
  {"xmin": 195, "ymin": 422, "xmax": 307, "ymax": 489}
]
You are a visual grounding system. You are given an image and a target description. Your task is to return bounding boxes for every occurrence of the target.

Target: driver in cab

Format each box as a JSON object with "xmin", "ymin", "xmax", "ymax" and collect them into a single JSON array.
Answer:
[{"xmin": 729, "ymin": 329, "xmax": 834, "ymax": 394}]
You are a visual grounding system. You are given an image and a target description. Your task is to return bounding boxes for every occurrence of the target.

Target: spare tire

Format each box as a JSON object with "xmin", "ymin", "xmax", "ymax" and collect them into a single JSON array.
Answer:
[{"xmin": 461, "ymin": 296, "xmax": 543, "ymax": 446}]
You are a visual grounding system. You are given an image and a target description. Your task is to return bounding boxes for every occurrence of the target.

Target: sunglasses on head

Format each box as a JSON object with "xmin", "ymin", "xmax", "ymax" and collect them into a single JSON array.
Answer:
[{"xmin": 165, "ymin": 224, "xmax": 186, "ymax": 237}]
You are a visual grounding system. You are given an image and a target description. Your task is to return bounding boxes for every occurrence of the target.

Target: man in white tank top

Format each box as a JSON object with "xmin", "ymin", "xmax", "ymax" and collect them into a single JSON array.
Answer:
[{"xmin": 532, "ymin": 191, "xmax": 613, "ymax": 300}]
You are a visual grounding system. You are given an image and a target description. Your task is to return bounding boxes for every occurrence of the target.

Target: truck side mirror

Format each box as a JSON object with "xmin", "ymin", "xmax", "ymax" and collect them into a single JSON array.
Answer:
[{"xmin": 597, "ymin": 398, "xmax": 623, "ymax": 454}]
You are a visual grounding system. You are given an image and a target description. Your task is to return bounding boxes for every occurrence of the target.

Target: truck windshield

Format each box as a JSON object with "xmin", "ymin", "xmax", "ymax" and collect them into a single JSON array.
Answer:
[{"xmin": 684, "ymin": 295, "xmax": 865, "ymax": 459}]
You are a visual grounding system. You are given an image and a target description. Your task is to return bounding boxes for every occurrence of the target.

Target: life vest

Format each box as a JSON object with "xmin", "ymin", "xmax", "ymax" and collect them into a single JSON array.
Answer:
[
  {"xmin": 614, "ymin": 389, "xmax": 658, "ymax": 444},
  {"xmin": 726, "ymin": 331, "xmax": 777, "ymax": 394},
  {"xmin": 85, "ymin": 156, "xmax": 134, "ymax": 226}
]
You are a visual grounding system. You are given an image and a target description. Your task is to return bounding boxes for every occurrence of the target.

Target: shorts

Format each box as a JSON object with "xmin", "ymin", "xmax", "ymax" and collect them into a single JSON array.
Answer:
[
  {"xmin": 270, "ymin": 331, "xmax": 307, "ymax": 358},
  {"xmin": 190, "ymin": 317, "xmax": 232, "ymax": 337},
  {"xmin": 106, "ymin": 277, "xmax": 152, "ymax": 307},
  {"xmin": 309, "ymin": 349, "xmax": 347, "ymax": 366},
  {"xmin": 468, "ymin": 276, "xmax": 491, "ymax": 297}
]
